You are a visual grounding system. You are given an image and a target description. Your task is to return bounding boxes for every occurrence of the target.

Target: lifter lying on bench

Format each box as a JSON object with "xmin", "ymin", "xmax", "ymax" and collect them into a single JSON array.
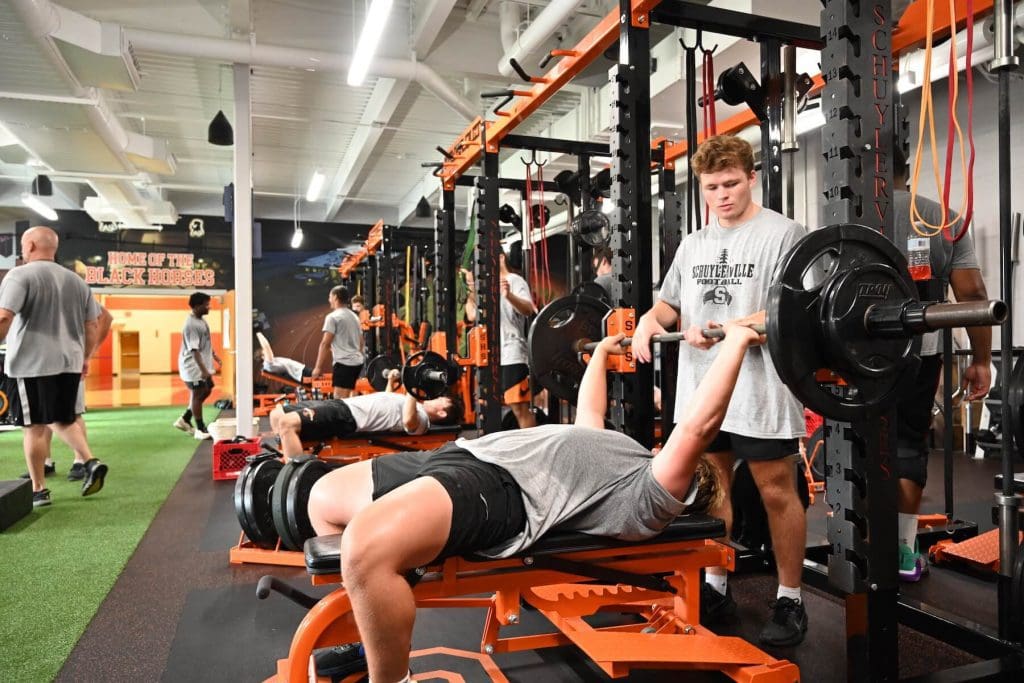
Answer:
[
  {"xmin": 298, "ymin": 321, "xmax": 763, "ymax": 682},
  {"xmin": 269, "ymin": 370, "xmax": 459, "ymax": 458}
]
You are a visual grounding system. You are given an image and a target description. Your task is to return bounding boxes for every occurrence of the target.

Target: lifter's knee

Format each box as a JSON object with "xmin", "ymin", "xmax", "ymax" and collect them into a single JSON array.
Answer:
[{"xmin": 340, "ymin": 515, "xmax": 399, "ymax": 588}]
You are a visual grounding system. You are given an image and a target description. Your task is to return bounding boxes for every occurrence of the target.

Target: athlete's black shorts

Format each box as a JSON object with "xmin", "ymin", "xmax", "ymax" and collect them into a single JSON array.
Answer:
[
  {"xmin": 371, "ymin": 443, "xmax": 527, "ymax": 560},
  {"xmin": 282, "ymin": 399, "xmax": 357, "ymax": 442},
  {"xmin": 895, "ymin": 354, "xmax": 943, "ymax": 488},
  {"xmin": 501, "ymin": 363, "xmax": 530, "ymax": 391},
  {"xmin": 706, "ymin": 430, "xmax": 799, "ymax": 462},
  {"xmin": 185, "ymin": 377, "xmax": 214, "ymax": 392},
  {"xmin": 332, "ymin": 363, "xmax": 362, "ymax": 390},
  {"xmin": 10, "ymin": 374, "xmax": 81, "ymax": 426}
]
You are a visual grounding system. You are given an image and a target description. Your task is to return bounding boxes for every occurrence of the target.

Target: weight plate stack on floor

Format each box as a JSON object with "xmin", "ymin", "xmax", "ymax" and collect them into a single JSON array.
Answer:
[{"xmin": 233, "ymin": 454, "xmax": 283, "ymax": 548}]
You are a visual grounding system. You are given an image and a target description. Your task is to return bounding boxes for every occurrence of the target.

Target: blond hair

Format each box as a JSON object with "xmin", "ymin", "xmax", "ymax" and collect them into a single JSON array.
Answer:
[{"xmin": 690, "ymin": 134, "xmax": 755, "ymax": 177}]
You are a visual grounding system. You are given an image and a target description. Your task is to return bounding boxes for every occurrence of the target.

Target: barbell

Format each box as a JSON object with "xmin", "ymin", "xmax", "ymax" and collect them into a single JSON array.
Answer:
[
  {"xmin": 363, "ymin": 351, "xmax": 462, "ymax": 399},
  {"xmin": 529, "ymin": 224, "xmax": 1007, "ymax": 421}
]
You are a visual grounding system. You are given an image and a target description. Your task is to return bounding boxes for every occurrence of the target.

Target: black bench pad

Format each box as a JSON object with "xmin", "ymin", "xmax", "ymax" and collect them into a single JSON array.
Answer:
[{"xmin": 304, "ymin": 513, "xmax": 724, "ymax": 575}]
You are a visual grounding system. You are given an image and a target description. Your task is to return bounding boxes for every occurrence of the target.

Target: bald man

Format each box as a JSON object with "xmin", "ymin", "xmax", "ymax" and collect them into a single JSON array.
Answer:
[{"xmin": 0, "ymin": 226, "xmax": 109, "ymax": 508}]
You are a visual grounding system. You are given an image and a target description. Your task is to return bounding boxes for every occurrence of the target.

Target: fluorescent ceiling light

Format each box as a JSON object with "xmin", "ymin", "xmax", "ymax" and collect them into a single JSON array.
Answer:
[
  {"xmin": 306, "ymin": 170, "xmax": 326, "ymax": 202},
  {"xmin": 21, "ymin": 193, "xmax": 58, "ymax": 221},
  {"xmin": 291, "ymin": 227, "xmax": 304, "ymax": 249},
  {"xmin": 347, "ymin": 0, "xmax": 394, "ymax": 87}
]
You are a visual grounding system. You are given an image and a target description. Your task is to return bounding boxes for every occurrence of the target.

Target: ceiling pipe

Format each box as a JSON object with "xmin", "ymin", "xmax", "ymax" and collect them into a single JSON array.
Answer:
[
  {"xmin": 123, "ymin": 28, "xmax": 477, "ymax": 121},
  {"xmin": 499, "ymin": 1, "xmax": 523, "ymax": 52},
  {"xmin": 9, "ymin": 0, "xmax": 159, "ymax": 227},
  {"xmin": 498, "ymin": 0, "xmax": 586, "ymax": 79}
]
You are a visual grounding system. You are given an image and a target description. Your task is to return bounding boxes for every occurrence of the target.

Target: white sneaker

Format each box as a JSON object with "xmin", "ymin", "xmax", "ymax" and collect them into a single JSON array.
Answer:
[
  {"xmin": 173, "ymin": 417, "xmax": 195, "ymax": 435},
  {"xmin": 194, "ymin": 429, "xmax": 212, "ymax": 440}
]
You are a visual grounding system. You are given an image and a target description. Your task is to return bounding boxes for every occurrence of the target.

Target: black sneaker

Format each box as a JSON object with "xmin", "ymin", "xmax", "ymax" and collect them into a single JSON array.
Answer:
[
  {"xmin": 313, "ymin": 642, "xmax": 367, "ymax": 678},
  {"xmin": 81, "ymin": 459, "xmax": 108, "ymax": 497},
  {"xmin": 20, "ymin": 462, "xmax": 56, "ymax": 479},
  {"xmin": 700, "ymin": 582, "xmax": 737, "ymax": 624},
  {"xmin": 759, "ymin": 597, "xmax": 808, "ymax": 647},
  {"xmin": 33, "ymin": 488, "xmax": 52, "ymax": 508},
  {"xmin": 67, "ymin": 462, "xmax": 86, "ymax": 481}
]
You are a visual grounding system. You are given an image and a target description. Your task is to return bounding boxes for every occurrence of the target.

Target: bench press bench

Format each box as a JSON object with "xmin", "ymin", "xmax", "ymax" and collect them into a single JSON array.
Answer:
[
  {"xmin": 259, "ymin": 513, "xmax": 799, "ymax": 682},
  {"xmin": 304, "ymin": 426, "xmax": 463, "ymax": 464}
]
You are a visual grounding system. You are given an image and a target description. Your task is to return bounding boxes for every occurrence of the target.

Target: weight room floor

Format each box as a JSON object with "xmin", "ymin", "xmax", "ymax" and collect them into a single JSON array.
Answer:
[{"xmin": 55, "ymin": 426, "xmax": 1006, "ymax": 682}]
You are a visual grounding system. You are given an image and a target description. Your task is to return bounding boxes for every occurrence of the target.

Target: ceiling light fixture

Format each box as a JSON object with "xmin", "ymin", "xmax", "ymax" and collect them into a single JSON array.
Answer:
[
  {"xmin": 306, "ymin": 170, "xmax": 326, "ymax": 202},
  {"xmin": 208, "ymin": 109, "xmax": 234, "ymax": 146},
  {"xmin": 291, "ymin": 227, "xmax": 304, "ymax": 249},
  {"xmin": 347, "ymin": 0, "xmax": 394, "ymax": 87},
  {"xmin": 415, "ymin": 195, "xmax": 432, "ymax": 218},
  {"xmin": 21, "ymin": 193, "xmax": 58, "ymax": 221}
]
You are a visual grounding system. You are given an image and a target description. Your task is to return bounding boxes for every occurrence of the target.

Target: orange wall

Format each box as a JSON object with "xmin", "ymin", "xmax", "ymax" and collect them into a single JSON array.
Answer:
[{"xmin": 97, "ymin": 294, "xmax": 225, "ymax": 375}]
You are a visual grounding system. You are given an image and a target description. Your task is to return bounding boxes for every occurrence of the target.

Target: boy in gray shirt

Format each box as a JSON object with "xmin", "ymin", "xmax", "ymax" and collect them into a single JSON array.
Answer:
[
  {"xmin": 634, "ymin": 134, "xmax": 808, "ymax": 647},
  {"xmin": 313, "ymin": 285, "xmax": 364, "ymax": 399},
  {"xmin": 304, "ymin": 321, "xmax": 762, "ymax": 683},
  {"xmin": 0, "ymin": 226, "xmax": 109, "ymax": 506},
  {"xmin": 174, "ymin": 292, "xmax": 220, "ymax": 440}
]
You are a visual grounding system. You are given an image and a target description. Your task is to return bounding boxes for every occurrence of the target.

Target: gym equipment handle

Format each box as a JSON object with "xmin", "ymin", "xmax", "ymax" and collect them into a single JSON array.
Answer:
[{"xmin": 577, "ymin": 324, "xmax": 766, "ymax": 353}]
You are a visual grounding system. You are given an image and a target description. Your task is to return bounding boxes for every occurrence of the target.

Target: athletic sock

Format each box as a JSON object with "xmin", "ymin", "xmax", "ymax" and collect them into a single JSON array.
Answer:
[
  {"xmin": 777, "ymin": 585, "xmax": 802, "ymax": 603},
  {"xmin": 368, "ymin": 672, "xmax": 412, "ymax": 683},
  {"xmin": 705, "ymin": 571, "xmax": 728, "ymax": 596},
  {"xmin": 898, "ymin": 512, "xmax": 918, "ymax": 549},
  {"xmin": 182, "ymin": 409, "xmax": 193, "ymax": 423},
  {"xmin": 195, "ymin": 419, "xmax": 207, "ymax": 432}
]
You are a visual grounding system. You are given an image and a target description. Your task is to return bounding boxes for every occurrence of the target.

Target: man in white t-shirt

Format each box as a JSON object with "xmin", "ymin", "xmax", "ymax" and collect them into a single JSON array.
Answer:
[
  {"xmin": 269, "ymin": 370, "xmax": 459, "ymax": 458},
  {"xmin": 313, "ymin": 286, "xmax": 365, "ymax": 399},
  {"xmin": 499, "ymin": 243, "xmax": 537, "ymax": 428},
  {"xmin": 634, "ymin": 134, "xmax": 809, "ymax": 647}
]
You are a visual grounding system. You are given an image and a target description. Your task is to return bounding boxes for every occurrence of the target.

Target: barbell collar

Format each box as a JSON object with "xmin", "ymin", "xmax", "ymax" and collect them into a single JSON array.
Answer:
[{"xmin": 864, "ymin": 300, "xmax": 1007, "ymax": 338}]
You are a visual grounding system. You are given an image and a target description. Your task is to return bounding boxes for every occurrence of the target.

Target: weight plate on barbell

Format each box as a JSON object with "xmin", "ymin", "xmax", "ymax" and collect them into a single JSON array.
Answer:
[
  {"xmin": 366, "ymin": 354, "xmax": 399, "ymax": 392},
  {"xmin": 402, "ymin": 350, "xmax": 455, "ymax": 401},
  {"xmin": 285, "ymin": 458, "xmax": 332, "ymax": 552},
  {"xmin": 767, "ymin": 224, "xmax": 922, "ymax": 421},
  {"xmin": 234, "ymin": 456, "xmax": 283, "ymax": 548},
  {"xmin": 528, "ymin": 294, "xmax": 610, "ymax": 405},
  {"xmin": 1006, "ymin": 356, "xmax": 1024, "ymax": 461},
  {"xmin": 271, "ymin": 457, "xmax": 312, "ymax": 551}
]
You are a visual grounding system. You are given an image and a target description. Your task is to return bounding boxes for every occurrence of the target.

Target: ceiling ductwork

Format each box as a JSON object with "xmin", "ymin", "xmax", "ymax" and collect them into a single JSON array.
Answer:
[
  {"xmin": 121, "ymin": 28, "xmax": 478, "ymax": 121},
  {"xmin": 498, "ymin": 0, "xmax": 588, "ymax": 78},
  {"xmin": 9, "ymin": 0, "xmax": 178, "ymax": 228}
]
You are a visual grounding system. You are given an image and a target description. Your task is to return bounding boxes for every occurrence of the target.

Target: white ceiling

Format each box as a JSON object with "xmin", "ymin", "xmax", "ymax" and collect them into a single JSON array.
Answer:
[{"xmin": 0, "ymin": 0, "xmax": 825, "ymax": 229}]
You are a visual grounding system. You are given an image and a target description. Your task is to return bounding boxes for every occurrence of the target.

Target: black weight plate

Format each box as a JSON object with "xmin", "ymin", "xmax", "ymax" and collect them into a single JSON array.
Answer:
[
  {"xmin": 1007, "ymin": 355, "xmax": 1024, "ymax": 460},
  {"xmin": 571, "ymin": 280, "xmax": 611, "ymax": 305},
  {"xmin": 367, "ymin": 355, "xmax": 399, "ymax": 392},
  {"xmin": 402, "ymin": 350, "xmax": 449, "ymax": 400},
  {"xmin": 1012, "ymin": 541, "xmax": 1024, "ymax": 640},
  {"xmin": 767, "ymin": 224, "xmax": 920, "ymax": 421},
  {"xmin": 243, "ymin": 458, "xmax": 284, "ymax": 548},
  {"xmin": 272, "ymin": 457, "xmax": 308, "ymax": 551},
  {"xmin": 285, "ymin": 459, "xmax": 332, "ymax": 550},
  {"xmin": 528, "ymin": 294, "xmax": 610, "ymax": 405},
  {"xmin": 233, "ymin": 460, "xmax": 257, "ymax": 540}
]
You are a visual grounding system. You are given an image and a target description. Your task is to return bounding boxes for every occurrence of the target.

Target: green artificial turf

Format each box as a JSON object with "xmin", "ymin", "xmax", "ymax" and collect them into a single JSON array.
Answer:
[{"xmin": 0, "ymin": 407, "xmax": 200, "ymax": 682}]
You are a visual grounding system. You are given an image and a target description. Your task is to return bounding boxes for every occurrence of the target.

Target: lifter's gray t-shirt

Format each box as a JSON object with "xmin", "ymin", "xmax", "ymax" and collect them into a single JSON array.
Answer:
[
  {"xmin": 893, "ymin": 190, "xmax": 979, "ymax": 355},
  {"xmin": 324, "ymin": 308, "xmax": 364, "ymax": 366},
  {"xmin": 0, "ymin": 261, "xmax": 101, "ymax": 377},
  {"xmin": 179, "ymin": 314, "xmax": 213, "ymax": 382},
  {"xmin": 659, "ymin": 207, "xmax": 805, "ymax": 438},
  {"xmin": 456, "ymin": 424, "xmax": 691, "ymax": 558},
  {"xmin": 500, "ymin": 272, "xmax": 532, "ymax": 366},
  {"xmin": 346, "ymin": 392, "xmax": 428, "ymax": 434}
]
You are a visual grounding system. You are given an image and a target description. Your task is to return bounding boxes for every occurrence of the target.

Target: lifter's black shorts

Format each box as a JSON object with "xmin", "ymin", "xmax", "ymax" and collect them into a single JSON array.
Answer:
[
  {"xmin": 282, "ymin": 399, "xmax": 357, "ymax": 442},
  {"xmin": 371, "ymin": 443, "xmax": 527, "ymax": 560},
  {"xmin": 185, "ymin": 377, "xmax": 214, "ymax": 392},
  {"xmin": 332, "ymin": 363, "xmax": 362, "ymax": 390},
  {"xmin": 895, "ymin": 354, "xmax": 943, "ymax": 488},
  {"xmin": 11, "ymin": 374, "xmax": 81, "ymax": 426},
  {"xmin": 706, "ymin": 430, "xmax": 799, "ymax": 462}
]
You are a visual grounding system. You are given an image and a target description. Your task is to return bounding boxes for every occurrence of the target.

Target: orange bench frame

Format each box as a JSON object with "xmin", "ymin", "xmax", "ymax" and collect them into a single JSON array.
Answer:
[{"xmin": 265, "ymin": 538, "xmax": 798, "ymax": 682}]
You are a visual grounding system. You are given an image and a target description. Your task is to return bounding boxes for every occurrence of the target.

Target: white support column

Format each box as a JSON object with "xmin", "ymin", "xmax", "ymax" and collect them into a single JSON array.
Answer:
[{"xmin": 232, "ymin": 63, "xmax": 255, "ymax": 437}]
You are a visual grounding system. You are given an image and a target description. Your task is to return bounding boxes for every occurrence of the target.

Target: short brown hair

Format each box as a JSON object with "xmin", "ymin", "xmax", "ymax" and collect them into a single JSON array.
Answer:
[
  {"xmin": 351, "ymin": 294, "xmax": 364, "ymax": 306},
  {"xmin": 690, "ymin": 134, "xmax": 755, "ymax": 177}
]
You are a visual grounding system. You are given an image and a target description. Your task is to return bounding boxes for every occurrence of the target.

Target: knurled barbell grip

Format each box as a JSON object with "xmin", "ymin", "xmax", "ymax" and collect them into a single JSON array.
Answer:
[{"xmin": 578, "ymin": 324, "xmax": 767, "ymax": 352}]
